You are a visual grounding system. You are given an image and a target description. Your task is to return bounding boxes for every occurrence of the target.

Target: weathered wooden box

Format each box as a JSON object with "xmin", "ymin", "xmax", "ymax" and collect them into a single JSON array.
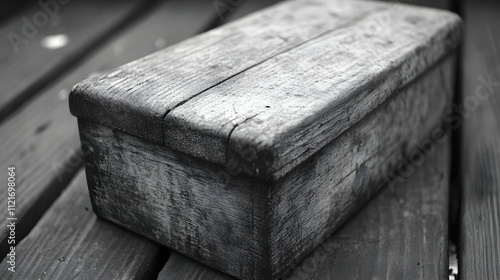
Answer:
[{"xmin": 69, "ymin": 0, "xmax": 461, "ymax": 279}]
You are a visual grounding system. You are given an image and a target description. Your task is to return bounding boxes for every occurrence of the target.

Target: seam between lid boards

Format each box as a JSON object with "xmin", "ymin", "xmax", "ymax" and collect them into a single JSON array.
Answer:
[
  {"xmin": 158, "ymin": 5, "xmax": 390, "ymax": 167},
  {"xmin": 159, "ymin": 6, "xmax": 460, "ymax": 181},
  {"xmin": 158, "ymin": 7, "xmax": 386, "ymax": 121}
]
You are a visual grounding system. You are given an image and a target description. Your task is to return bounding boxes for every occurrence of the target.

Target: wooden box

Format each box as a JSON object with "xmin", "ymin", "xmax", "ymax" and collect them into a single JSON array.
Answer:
[{"xmin": 69, "ymin": 0, "xmax": 461, "ymax": 279}]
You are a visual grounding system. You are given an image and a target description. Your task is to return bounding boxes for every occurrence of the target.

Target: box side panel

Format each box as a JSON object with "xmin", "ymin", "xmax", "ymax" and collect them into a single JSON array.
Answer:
[
  {"xmin": 78, "ymin": 120, "xmax": 271, "ymax": 280},
  {"xmin": 270, "ymin": 56, "xmax": 456, "ymax": 278}
]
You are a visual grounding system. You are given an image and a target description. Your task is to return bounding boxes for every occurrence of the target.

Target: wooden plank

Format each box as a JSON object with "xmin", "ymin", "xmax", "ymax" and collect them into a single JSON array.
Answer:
[
  {"xmin": 460, "ymin": 0, "xmax": 500, "ymax": 279},
  {"xmin": 0, "ymin": 0, "xmax": 149, "ymax": 121},
  {"xmin": 159, "ymin": 138, "xmax": 451, "ymax": 280},
  {"xmin": 0, "ymin": 0, "xmax": 217, "ymax": 257},
  {"xmin": 70, "ymin": 0, "xmax": 461, "ymax": 182},
  {"xmin": 0, "ymin": 170, "xmax": 168, "ymax": 279}
]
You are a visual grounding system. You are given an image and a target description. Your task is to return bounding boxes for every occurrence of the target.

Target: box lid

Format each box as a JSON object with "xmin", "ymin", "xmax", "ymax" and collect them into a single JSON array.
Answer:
[{"xmin": 69, "ymin": 0, "xmax": 461, "ymax": 181}]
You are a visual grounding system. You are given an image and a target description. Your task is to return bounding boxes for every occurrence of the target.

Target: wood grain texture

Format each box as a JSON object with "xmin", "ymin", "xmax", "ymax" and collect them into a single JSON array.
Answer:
[
  {"xmin": 286, "ymin": 138, "xmax": 451, "ymax": 279},
  {"xmin": 267, "ymin": 57, "xmax": 455, "ymax": 277},
  {"xmin": 70, "ymin": 0, "xmax": 461, "ymax": 181},
  {"xmin": 166, "ymin": 4, "xmax": 460, "ymax": 181},
  {"xmin": 0, "ymin": 170, "xmax": 167, "ymax": 279},
  {"xmin": 159, "ymin": 138, "xmax": 451, "ymax": 280},
  {"xmin": 0, "ymin": 0, "xmax": 148, "ymax": 121},
  {"xmin": 78, "ymin": 55, "xmax": 455, "ymax": 279},
  {"xmin": 79, "ymin": 119, "xmax": 273, "ymax": 280},
  {"xmin": 0, "ymin": 0, "xmax": 217, "ymax": 257},
  {"xmin": 460, "ymin": 0, "xmax": 500, "ymax": 278}
]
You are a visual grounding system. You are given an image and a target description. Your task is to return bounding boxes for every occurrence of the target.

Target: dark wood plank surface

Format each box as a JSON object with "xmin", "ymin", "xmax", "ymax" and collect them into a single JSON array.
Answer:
[
  {"xmin": 0, "ymin": 0, "xmax": 149, "ymax": 121},
  {"xmin": 0, "ymin": 0, "xmax": 217, "ymax": 257},
  {"xmin": 159, "ymin": 138, "xmax": 451, "ymax": 280},
  {"xmin": 460, "ymin": 0, "xmax": 500, "ymax": 278},
  {"xmin": 0, "ymin": 170, "xmax": 167, "ymax": 279}
]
